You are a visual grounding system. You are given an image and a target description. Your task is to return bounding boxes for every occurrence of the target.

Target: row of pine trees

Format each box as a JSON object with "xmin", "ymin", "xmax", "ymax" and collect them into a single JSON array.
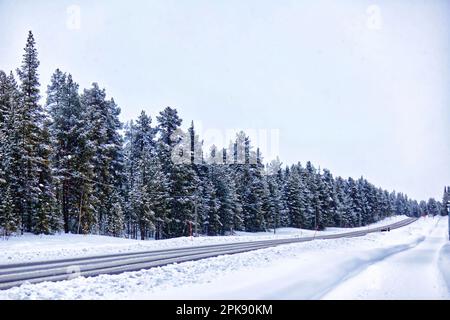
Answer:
[{"xmin": 0, "ymin": 32, "xmax": 446, "ymax": 239}]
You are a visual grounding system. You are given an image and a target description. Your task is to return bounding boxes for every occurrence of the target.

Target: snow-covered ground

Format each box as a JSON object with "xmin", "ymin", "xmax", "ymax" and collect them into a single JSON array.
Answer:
[
  {"xmin": 0, "ymin": 215, "xmax": 408, "ymax": 265},
  {"xmin": 323, "ymin": 216, "xmax": 449, "ymax": 299},
  {"xmin": 0, "ymin": 215, "xmax": 448, "ymax": 300}
]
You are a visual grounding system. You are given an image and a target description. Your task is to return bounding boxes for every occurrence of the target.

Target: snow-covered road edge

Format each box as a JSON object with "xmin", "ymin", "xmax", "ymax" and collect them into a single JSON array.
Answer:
[
  {"xmin": 438, "ymin": 243, "xmax": 450, "ymax": 294},
  {"xmin": 0, "ymin": 215, "xmax": 409, "ymax": 265},
  {"xmin": 0, "ymin": 217, "xmax": 441, "ymax": 300},
  {"xmin": 0, "ymin": 236, "xmax": 426, "ymax": 300},
  {"xmin": 313, "ymin": 236, "xmax": 426, "ymax": 299}
]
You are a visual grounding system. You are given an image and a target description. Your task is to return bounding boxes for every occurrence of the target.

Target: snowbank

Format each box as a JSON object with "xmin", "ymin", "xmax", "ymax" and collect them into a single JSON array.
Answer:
[
  {"xmin": 438, "ymin": 243, "xmax": 450, "ymax": 293},
  {"xmin": 0, "ymin": 216, "xmax": 444, "ymax": 300},
  {"xmin": 0, "ymin": 215, "xmax": 409, "ymax": 265},
  {"xmin": 322, "ymin": 216, "xmax": 449, "ymax": 299}
]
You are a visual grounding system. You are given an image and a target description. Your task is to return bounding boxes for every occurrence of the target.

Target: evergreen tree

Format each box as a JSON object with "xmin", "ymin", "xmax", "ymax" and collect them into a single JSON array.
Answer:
[
  {"xmin": 197, "ymin": 162, "xmax": 221, "ymax": 236},
  {"xmin": 106, "ymin": 191, "xmax": 124, "ymax": 237},
  {"xmin": 321, "ymin": 169, "xmax": 337, "ymax": 227},
  {"xmin": 302, "ymin": 162, "xmax": 318, "ymax": 229},
  {"xmin": 418, "ymin": 200, "xmax": 427, "ymax": 216},
  {"xmin": 334, "ymin": 177, "xmax": 353, "ymax": 227},
  {"xmin": 16, "ymin": 31, "xmax": 47, "ymax": 233},
  {"xmin": 409, "ymin": 200, "xmax": 420, "ymax": 218},
  {"xmin": 208, "ymin": 147, "xmax": 241, "ymax": 235},
  {"xmin": 426, "ymin": 198, "xmax": 440, "ymax": 216},
  {"xmin": 235, "ymin": 136, "xmax": 266, "ymax": 232},
  {"xmin": 0, "ymin": 71, "xmax": 22, "ymax": 236},
  {"xmin": 156, "ymin": 108, "xmax": 199, "ymax": 238},
  {"xmin": 125, "ymin": 111, "xmax": 168, "ymax": 239},
  {"xmin": 285, "ymin": 165, "xmax": 306, "ymax": 228},
  {"xmin": 266, "ymin": 158, "xmax": 284, "ymax": 232},
  {"xmin": 81, "ymin": 83, "xmax": 124, "ymax": 233},
  {"xmin": 279, "ymin": 167, "xmax": 291, "ymax": 227},
  {"xmin": 47, "ymin": 70, "xmax": 87, "ymax": 233},
  {"xmin": 33, "ymin": 121, "xmax": 60, "ymax": 234}
]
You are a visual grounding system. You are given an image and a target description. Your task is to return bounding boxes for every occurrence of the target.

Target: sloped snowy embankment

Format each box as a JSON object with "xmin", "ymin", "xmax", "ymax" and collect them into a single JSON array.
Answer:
[
  {"xmin": 0, "ymin": 216, "xmax": 448, "ymax": 300},
  {"xmin": 0, "ymin": 215, "xmax": 408, "ymax": 265},
  {"xmin": 438, "ymin": 243, "xmax": 450, "ymax": 293},
  {"xmin": 322, "ymin": 216, "xmax": 449, "ymax": 299}
]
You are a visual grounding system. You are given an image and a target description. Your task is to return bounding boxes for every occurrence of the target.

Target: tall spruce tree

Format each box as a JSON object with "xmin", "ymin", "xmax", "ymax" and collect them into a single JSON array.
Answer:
[
  {"xmin": 266, "ymin": 158, "xmax": 284, "ymax": 232},
  {"xmin": 47, "ymin": 70, "xmax": 87, "ymax": 233},
  {"xmin": 16, "ymin": 31, "xmax": 43, "ymax": 232},
  {"xmin": 80, "ymin": 83, "xmax": 124, "ymax": 233},
  {"xmin": 321, "ymin": 169, "xmax": 337, "ymax": 228},
  {"xmin": 285, "ymin": 165, "xmax": 306, "ymax": 228},
  {"xmin": 15, "ymin": 31, "xmax": 57, "ymax": 233},
  {"xmin": 0, "ymin": 71, "xmax": 22, "ymax": 236},
  {"xmin": 33, "ymin": 120, "xmax": 60, "ymax": 234},
  {"xmin": 156, "ymin": 107, "xmax": 199, "ymax": 238}
]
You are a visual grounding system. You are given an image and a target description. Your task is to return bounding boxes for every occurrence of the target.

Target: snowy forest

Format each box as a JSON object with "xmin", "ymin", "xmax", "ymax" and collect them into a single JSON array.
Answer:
[{"xmin": 0, "ymin": 31, "xmax": 446, "ymax": 239}]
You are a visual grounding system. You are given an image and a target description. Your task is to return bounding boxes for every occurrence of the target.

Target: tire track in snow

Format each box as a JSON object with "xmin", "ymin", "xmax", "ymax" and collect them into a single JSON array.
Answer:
[
  {"xmin": 322, "ymin": 217, "xmax": 449, "ymax": 300},
  {"xmin": 261, "ymin": 235, "xmax": 426, "ymax": 299},
  {"xmin": 437, "ymin": 243, "xmax": 450, "ymax": 294}
]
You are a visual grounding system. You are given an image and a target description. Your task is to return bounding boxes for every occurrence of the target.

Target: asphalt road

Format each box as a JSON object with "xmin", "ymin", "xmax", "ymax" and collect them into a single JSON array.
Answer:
[{"xmin": 0, "ymin": 217, "xmax": 417, "ymax": 290}]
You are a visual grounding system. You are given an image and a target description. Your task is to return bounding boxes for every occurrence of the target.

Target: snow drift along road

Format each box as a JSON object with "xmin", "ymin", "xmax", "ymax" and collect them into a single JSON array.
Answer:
[
  {"xmin": 0, "ymin": 216, "xmax": 445, "ymax": 300},
  {"xmin": 323, "ymin": 217, "xmax": 449, "ymax": 299},
  {"xmin": 0, "ymin": 218, "xmax": 416, "ymax": 290}
]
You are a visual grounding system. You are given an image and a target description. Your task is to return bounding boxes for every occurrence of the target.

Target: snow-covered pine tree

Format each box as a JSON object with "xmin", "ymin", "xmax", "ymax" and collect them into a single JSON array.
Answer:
[
  {"xmin": 0, "ymin": 71, "xmax": 22, "ymax": 236},
  {"xmin": 147, "ymin": 156, "xmax": 170, "ymax": 239},
  {"xmin": 334, "ymin": 177, "xmax": 353, "ymax": 227},
  {"xmin": 207, "ymin": 146, "xmax": 241, "ymax": 235},
  {"xmin": 395, "ymin": 192, "xmax": 410, "ymax": 216},
  {"xmin": 33, "ymin": 119, "xmax": 60, "ymax": 234},
  {"xmin": 285, "ymin": 164, "xmax": 306, "ymax": 228},
  {"xmin": 427, "ymin": 198, "xmax": 440, "ymax": 216},
  {"xmin": 266, "ymin": 158, "xmax": 284, "ymax": 232},
  {"xmin": 0, "ymin": 72, "xmax": 6, "ymax": 220},
  {"xmin": 81, "ymin": 83, "xmax": 124, "ymax": 234},
  {"xmin": 374, "ymin": 187, "xmax": 385, "ymax": 221},
  {"xmin": 310, "ymin": 168, "xmax": 326, "ymax": 230},
  {"xmin": 347, "ymin": 177, "xmax": 360, "ymax": 227},
  {"xmin": 389, "ymin": 191, "xmax": 397, "ymax": 216},
  {"xmin": 418, "ymin": 200, "xmax": 427, "ymax": 216},
  {"xmin": 123, "ymin": 120, "xmax": 138, "ymax": 238},
  {"xmin": 279, "ymin": 166, "xmax": 291, "ymax": 227},
  {"xmin": 381, "ymin": 190, "xmax": 394, "ymax": 218},
  {"xmin": 197, "ymin": 164, "xmax": 221, "ymax": 236},
  {"xmin": 169, "ymin": 158, "xmax": 200, "ymax": 237},
  {"xmin": 16, "ymin": 31, "xmax": 48, "ymax": 233},
  {"xmin": 0, "ymin": 71, "xmax": 13, "ymax": 204},
  {"xmin": 302, "ymin": 161, "xmax": 317, "ymax": 229},
  {"xmin": 361, "ymin": 179, "xmax": 375, "ymax": 224},
  {"xmin": 0, "ymin": 71, "xmax": 8, "ymax": 146},
  {"xmin": 222, "ymin": 147, "xmax": 244, "ymax": 233},
  {"xmin": 106, "ymin": 191, "xmax": 124, "ymax": 237},
  {"xmin": 257, "ymin": 149, "xmax": 271, "ymax": 231},
  {"xmin": 126, "ymin": 111, "xmax": 164, "ymax": 239},
  {"xmin": 321, "ymin": 169, "xmax": 337, "ymax": 228},
  {"xmin": 229, "ymin": 131, "xmax": 249, "ymax": 231},
  {"xmin": 409, "ymin": 200, "xmax": 420, "ymax": 218},
  {"xmin": 238, "ymin": 137, "xmax": 266, "ymax": 232},
  {"xmin": 47, "ymin": 70, "xmax": 87, "ymax": 233},
  {"xmin": 156, "ymin": 108, "xmax": 200, "ymax": 238},
  {"xmin": 355, "ymin": 177, "xmax": 370, "ymax": 226}
]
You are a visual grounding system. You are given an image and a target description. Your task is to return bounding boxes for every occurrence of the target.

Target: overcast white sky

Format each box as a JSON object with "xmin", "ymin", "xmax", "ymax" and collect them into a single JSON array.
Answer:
[{"xmin": 0, "ymin": 0, "xmax": 449, "ymax": 201}]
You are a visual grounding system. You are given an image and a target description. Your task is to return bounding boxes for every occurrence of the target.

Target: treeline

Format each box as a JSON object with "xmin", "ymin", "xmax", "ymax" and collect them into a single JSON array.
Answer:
[{"xmin": 0, "ymin": 32, "xmax": 446, "ymax": 239}]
